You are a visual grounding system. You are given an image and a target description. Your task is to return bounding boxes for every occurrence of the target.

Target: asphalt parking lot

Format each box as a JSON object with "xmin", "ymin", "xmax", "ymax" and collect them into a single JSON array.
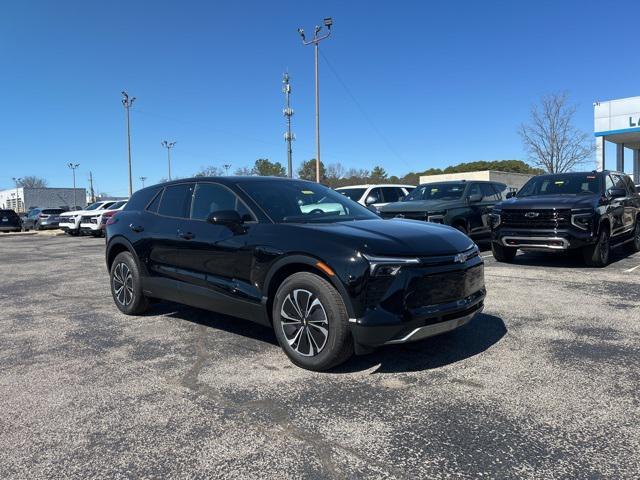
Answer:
[{"xmin": 1, "ymin": 234, "xmax": 639, "ymax": 479}]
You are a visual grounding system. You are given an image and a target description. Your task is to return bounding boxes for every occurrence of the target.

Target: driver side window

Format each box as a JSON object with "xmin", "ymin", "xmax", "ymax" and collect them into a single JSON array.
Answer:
[
  {"xmin": 605, "ymin": 175, "xmax": 615, "ymax": 195},
  {"xmin": 191, "ymin": 183, "xmax": 254, "ymax": 222}
]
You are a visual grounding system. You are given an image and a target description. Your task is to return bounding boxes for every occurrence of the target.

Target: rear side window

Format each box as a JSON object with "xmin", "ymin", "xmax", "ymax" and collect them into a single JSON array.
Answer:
[
  {"xmin": 146, "ymin": 190, "xmax": 162, "ymax": 213},
  {"xmin": 191, "ymin": 183, "xmax": 254, "ymax": 221},
  {"xmin": 125, "ymin": 186, "xmax": 162, "ymax": 211},
  {"xmin": 158, "ymin": 183, "xmax": 194, "ymax": 218}
]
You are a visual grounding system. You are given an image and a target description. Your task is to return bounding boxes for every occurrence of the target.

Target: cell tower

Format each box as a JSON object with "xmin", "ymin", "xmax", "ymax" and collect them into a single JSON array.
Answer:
[{"xmin": 283, "ymin": 72, "xmax": 295, "ymax": 178}]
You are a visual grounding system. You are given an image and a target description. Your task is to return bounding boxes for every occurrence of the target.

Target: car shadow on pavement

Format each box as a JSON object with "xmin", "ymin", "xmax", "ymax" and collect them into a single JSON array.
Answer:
[
  {"xmin": 332, "ymin": 313, "xmax": 507, "ymax": 374},
  {"xmin": 509, "ymin": 249, "xmax": 632, "ymax": 268}
]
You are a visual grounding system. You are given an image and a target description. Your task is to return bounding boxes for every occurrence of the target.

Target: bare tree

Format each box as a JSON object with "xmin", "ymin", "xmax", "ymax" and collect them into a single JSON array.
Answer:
[
  {"xmin": 194, "ymin": 166, "xmax": 223, "ymax": 177},
  {"xmin": 234, "ymin": 166, "xmax": 253, "ymax": 176},
  {"xmin": 519, "ymin": 92, "xmax": 593, "ymax": 173},
  {"xmin": 18, "ymin": 176, "xmax": 48, "ymax": 188}
]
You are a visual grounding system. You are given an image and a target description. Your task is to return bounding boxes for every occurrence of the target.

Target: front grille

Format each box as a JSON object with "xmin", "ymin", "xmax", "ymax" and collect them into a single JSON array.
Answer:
[
  {"xmin": 364, "ymin": 277, "xmax": 394, "ymax": 307},
  {"xmin": 406, "ymin": 264, "xmax": 484, "ymax": 309},
  {"xmin": 501, "ymin": 209, "xmax": 570, "ymax": 229}
]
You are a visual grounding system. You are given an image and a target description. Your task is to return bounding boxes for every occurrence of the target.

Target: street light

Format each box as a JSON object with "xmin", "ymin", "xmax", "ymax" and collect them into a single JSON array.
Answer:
[
  {"xmin": 11, "ymin": 177, "xmax": 22, "ymax": 212},
  {"xmin": 161, "ymin": 140, "xmax": 177, "ymax": 180},
  {"xmin": 139, "ymin": 176, "xmax": 147, "ymax": 188},
  {"xmin": 67, "ymin": 163, "xmax": 80, "ymax": 209},
  {"xmin": 223, "ymin": 164, "xmax": 231, "ymax": 175},
  {"xmin": 122, "ymin": 91, "xmax": 136, "ymax": 197},
  {"xmin": 297, "ymin": 17, "xmax": 333, "ymax": 183}
]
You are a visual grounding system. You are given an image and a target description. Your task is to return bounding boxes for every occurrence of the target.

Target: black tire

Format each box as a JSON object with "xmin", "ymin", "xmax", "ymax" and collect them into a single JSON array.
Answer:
[
  {"xmin": 109, "ymin": 251, "xmax": 149, "ymax": 315},
  {"xmin": 454, "ymin": 223, "xmax": 468, "ymax": 235},
  {"xmin": 491, "ymin": 241, "xmax": 517, "ymax": 262},
  {"xmin": 272, "ymin": 272, "xmax": 353, "ymax": 371},
  {"xmin": 583, "ymin": 226, "xmax": 610, "ymax": 267},
  {"xmin": 625, "ymin": 219, "xmax": 640, "ymax": 253}
]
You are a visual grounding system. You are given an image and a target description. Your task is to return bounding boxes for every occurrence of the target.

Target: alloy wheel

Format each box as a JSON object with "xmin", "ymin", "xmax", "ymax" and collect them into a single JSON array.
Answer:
[
  {"xmin": 280, "ymin": 289, "xmax": 329, "ymax": 357},
  {"xmin": 113, "ymin": 262, "xmax": 134, "ymax": 306}
]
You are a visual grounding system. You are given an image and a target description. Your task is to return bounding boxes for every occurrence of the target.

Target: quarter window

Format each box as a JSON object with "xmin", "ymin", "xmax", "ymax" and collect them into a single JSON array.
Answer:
[
  {"xmin": 190, "ymin": 183, "xmax": 254, "ymax": 221},
  {"xmin": 158, "ymin": 183, "xmax": 194, "ymax": 218}
]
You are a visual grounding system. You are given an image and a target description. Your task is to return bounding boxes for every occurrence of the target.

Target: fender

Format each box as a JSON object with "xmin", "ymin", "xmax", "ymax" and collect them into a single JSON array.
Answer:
[
  {"xmin": 263, "ymin": 254, "xmax": 357, "ymax": 319},
  {"xmin": 105, "ymin": 235, "xmax": 140, "ymax": 271}
]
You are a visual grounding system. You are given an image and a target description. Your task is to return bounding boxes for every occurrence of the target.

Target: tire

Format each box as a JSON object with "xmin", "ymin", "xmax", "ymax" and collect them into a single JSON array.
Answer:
[
  {"xmin": 454, "ymin": 223, "xmax": 468, "ymax": 235},
  {"xmin": 272, "ymin": 272, "xmax": 353, "ymax": 371},
  {"xmin": 583, "ymin": 226, "xmax": 610, "ymax": 267},
  {"xmin": 492, "ymin": 241, "xmax": 517, "ymax": 262},
  {"xmin": 625, "ymin": 219, "xmax": 640, "ymax": 253},
  {"xmin": 109, "ymin": 251, "xmax": 149, "ymax": 315}
]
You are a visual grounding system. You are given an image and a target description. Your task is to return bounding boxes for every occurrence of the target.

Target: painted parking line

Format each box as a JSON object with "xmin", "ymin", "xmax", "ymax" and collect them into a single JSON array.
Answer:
[
  {"xmin": 481, "ymin": 255, "xmax": 493, "ymax": 259},
  {"xmin": 624, "ymin": 264, "xmax": 640, "ymax": 273}
]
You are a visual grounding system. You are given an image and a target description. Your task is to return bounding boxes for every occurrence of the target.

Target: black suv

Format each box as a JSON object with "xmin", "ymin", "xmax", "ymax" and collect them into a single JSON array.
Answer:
[
  {"xmin": 105, "ymin": 177, "xmax": 486, "ymax": 370},
  {"xmin": 490, "ymin": 170, "xmax": 640, "ymax": 267},
  {"xmin": 0, "ymin": 209, "xmax": 22, "ymax": 233},
  {"xmin": 379, "ymin": 180, "xmax": 507, "ymax": 239}
]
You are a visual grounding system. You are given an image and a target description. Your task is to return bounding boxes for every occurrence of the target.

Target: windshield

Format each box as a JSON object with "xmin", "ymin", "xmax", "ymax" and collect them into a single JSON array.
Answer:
[
  {"xmin": 85, "ymin": 202, "xmax": 102, "ymax": 210},
  {"xmin": 337, "ymin": 187, "xmax": 366, "ymax": 202},
  {"xmin": 404, "ymin": 183, "xmax": 466, "ymax": 201},
  {"xmin": 109, "ymin": 201, "xmax": 127, "ymax": 210},
  {"xmin": 238, "ymin": 180, "xmax": 379, "ymax": 223},
  {"xmin": 518, "ymin": 174, "xmax": 601, "ymax": 197}
]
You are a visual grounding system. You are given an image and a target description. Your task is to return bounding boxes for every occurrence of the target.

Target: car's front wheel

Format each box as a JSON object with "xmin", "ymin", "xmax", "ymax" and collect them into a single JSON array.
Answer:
[
  {"xmin": 273, "ymin": 272, "xmax": 353, "ymax": 371},
  {"xmin": 625, "ymin": 219, "xmax": 640, "ymax": 253},
  {"xmin": 583, "ymin": 227, "xmax": 610, "ymax": 267},
  {"xmin": 110, "ymin": 251, "xmax": 149, "ymax": 315}
]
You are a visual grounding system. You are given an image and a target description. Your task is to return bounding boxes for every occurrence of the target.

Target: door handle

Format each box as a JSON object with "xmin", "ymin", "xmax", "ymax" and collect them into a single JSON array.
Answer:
[
  {"xmin": 177, "ymin": 229, "xmax": 195, "ymax": 240},
  {"xmin": 129, "ymin": 224, "xmax": 144, "ymax": 233}
]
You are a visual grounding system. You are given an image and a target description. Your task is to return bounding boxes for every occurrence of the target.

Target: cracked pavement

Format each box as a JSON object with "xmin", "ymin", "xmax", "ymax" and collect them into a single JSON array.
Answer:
[{"xmin": 0, "ymin": 235, "xmax": 639, "ymax": 479}]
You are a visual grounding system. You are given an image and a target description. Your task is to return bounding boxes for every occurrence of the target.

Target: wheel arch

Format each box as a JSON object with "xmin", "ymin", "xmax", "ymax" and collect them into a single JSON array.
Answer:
[
  {"xmin": 263, "ymin": 255, "xmax": 356, "ymax": 324},
  {"xmin": 106, "ymin": 236, "xmax": 138, "ymax": 272}
]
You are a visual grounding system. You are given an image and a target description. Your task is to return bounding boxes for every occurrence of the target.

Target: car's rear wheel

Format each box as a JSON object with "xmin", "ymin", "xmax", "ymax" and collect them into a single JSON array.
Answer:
[
  {"xmin": 491, "ymin": 242, "xmax": 517, "ymax": 262},
  {"xmin": 625, "ymin": 219, "xmax": 640, "ymax": 253},
  {"xmin": 273, "ymin": 272, "xmax": 353, "ymax": 371},
  {"xmin": 583, "ymin": 227, "xmax": 610, "ymax": 267},
  {"xmin": 110, "ymin": 251, "xmax": 149, "ymax": 315}
]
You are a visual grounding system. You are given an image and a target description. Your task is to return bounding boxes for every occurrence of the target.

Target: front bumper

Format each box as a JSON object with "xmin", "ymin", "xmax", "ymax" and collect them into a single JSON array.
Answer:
[
  {"xmin": 349, "ymin": 255, "xmax": 486, "ymax": 347},
  {"xmin": 0, "ymin": 225, "xmax": 22, "ymax": 232},
  {"xmin": 492, "ymin": 227, "xmax": 595, "ymax": 250}
]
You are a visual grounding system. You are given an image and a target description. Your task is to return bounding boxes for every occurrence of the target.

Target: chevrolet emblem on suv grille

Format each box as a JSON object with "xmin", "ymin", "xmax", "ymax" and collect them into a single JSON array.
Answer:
[{"xmin": 524, "ymin": 211, "xmax": 540, "ymax": 218}]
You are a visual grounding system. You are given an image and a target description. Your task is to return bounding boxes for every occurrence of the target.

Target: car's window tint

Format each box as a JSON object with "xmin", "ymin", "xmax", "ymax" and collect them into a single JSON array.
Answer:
[
  {"xmin": 337, "ymin": 187, "xmax": 366, "ymax": 202},
  {"xmin": 520, "ymin": 174, "xmax": 602, "ymax": 196},
  {"xmin": 611, "ymin": 174, "xmax": 628, "ymax": 194},
  {"xmin": 146, "ymin": 189, "xmax": 163, "ymax": 213},
  {"xmin": 382, "ymin": 187, "xmax": 402, "ymax": 203},
  {"xmin": 191, "ymin": 183, "xmax": 254, "ymax": 221},
  {"xmin": 467, "ymin": 184, "xmax": 482, "ymax": 197},
  {"xmin": 480, "ymin": 183, "xmax": 500, "ymax": 201},
  {"xmin": 404, "ymin": 183, "xmax": 465, "ymax": 201},
  {"xmin": 366, "ymin": 188, "xmax": 383, "ymax": 204},
  {"xmin": 622, "ymin": 175, "xmax": 636, "ymax": 194},
  {"xmin": 158, "ymin": 183, "xmax": 194, "ymax": 218}
]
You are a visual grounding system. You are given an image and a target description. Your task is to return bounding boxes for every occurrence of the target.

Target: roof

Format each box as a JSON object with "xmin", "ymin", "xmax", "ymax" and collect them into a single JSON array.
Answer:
[{"xmin": 335, "ymin": 184, "xmax": 415, "ymax": 189}]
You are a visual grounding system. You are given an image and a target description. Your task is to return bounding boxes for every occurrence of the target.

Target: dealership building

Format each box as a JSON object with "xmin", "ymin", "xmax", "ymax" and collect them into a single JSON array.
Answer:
[
  {"xmin": 594, "ymin": 95, "xmax": 640, "ymax": 183},
  {"xmin": 0, "ymin": 187, "xmax": 87, "ymax": 212}
]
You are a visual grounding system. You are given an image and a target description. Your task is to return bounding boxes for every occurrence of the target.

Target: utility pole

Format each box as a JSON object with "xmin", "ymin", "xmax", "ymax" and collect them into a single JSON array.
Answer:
[
  {"xmin": 161, "ymin": 140, "xmax": 176, "ymax": 180},
  {"xmin": 88, "ymin": 171, "xmax": 95, "ymax": 203},
  {"xmin": 121, "ymin": 91, "xmax": 136, "ymax": 197},
  {"xmin": 223, "ymin": 164, "xmax": 231, "ymax": 176},
  {"xmin": 67, "ymin": 163, "xmax": 80, "ymax": 209},
  {"xmin": 11, "ymin": 177, "xmax": 22, "ymax": 212},
  {"xmin": 283, "ymin": 72, "xmax": 295, "ymax": 178},
  {"xmin": 139, "ymin": 176, "xmax": 147, "ymax": 188},
  {"xmin": 298, "ymin": 17, "xmax": 333, "ymax": 183}
]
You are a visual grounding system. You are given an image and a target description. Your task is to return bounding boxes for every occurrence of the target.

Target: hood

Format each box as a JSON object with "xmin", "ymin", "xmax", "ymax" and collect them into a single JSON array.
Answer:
[
  {"xmin": 294, "ymin": 219, "xmax": 474, "ymax": 256},
  {"xmin": 60, "ymin": 209, "xmax": 97, "ymax": 217},
  {"xmin": 379, "ymin": 199, "xmax": 458, "ymax": 213},
  {"xmin": 499, "ymin": 194, "xmax": 598, "ymax": 210}
]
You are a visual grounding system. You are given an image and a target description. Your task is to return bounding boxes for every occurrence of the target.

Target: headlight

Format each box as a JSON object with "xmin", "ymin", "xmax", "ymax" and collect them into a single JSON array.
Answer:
[
  {"xmin": 361, "ymin": 253, "xmax": 420, "ymax": 276},
  {"xmin": 571, "ymin": 210, "xmax": 594, "ymax": 231}
]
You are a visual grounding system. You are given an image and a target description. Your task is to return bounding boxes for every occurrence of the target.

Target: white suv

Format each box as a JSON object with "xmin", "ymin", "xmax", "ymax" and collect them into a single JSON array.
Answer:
[
  {"xmin": 80, "ymin": 200, "xmax": 127, "ymax": 237},
  {"xmin": 59, "ymin": 200, "xmax": 118, "ymax": 236},
  {"xmin": 336, "ymin": 184, "xmax": 415, "ymax": 211}
]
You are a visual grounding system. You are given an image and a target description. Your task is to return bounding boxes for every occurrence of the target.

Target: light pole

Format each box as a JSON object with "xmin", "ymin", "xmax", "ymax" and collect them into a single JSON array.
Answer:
[
  {"xmin": 11, "ymin": 177, "xmax": 22, "ymax": 212},
  {"xmin": 223, "ymin": 164, "xmax": 231, "ymax": 176},
  {"xmin": 67, "ymin": 163, "xmax": 80, "ymax": 209},
  {"xmin": 139, "ymin": 176, "xmax": 147, "ymax": 188},
  {"xmin": 283, "ymin": 72, "xmax": 295, "ymax": 178},
  {"xmin": 298, "ymin": 17, "xmax": 333, "ymax": 183},
  {"xmin": 161, "ymin": 140, "xmax": 176, "ymax": 180},
  {"xmin": 122, "ymin": 91, "xmax": 136, "ymax": 197}
]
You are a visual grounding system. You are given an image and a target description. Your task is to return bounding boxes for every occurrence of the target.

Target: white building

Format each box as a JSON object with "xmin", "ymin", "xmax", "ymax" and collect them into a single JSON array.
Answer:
[
  {"xmin": 418, "ymin": 170, "xmax": 533, "ymax": 192},
  {"xmin": 0, "ymin": 187, "xmax": 87, "ymax": 212},
  {"xmin": 594, "ymin": 96, "xmax": 640, "ymax": 183}
]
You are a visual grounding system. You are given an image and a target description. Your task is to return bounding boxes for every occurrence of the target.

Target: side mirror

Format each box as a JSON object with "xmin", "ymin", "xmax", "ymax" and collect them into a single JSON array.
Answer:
[
  {"xmin": 608, "ymin": 188, "xmax": 626, "ymax": 199},
  {"xmin": 207, "ymin": 210, "xmax": 242, "ymax": 228},
  {"xmin": 365, "ymin": 195, "xmax": 379, "ymax": 206},
  {"xmin": 468, "ymin": 193, "xmax": 483, "ymax": 203},
  {"xmin": 505, "ymin": 191, "xmax": 516, "ymax": 199}
]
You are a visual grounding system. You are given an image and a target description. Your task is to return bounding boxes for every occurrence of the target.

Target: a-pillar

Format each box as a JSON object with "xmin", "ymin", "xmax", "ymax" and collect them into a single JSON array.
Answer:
[
  {"xmin": 595, "ymin": 136, "xmax": 606, "ymax": 170},
  {"xmin": 634, "ymin": 150, "xmax": 640, "ymax": 184},
  {"xmin": 616, "ymin": 143, "xmax": 625, "ymax": 172}
]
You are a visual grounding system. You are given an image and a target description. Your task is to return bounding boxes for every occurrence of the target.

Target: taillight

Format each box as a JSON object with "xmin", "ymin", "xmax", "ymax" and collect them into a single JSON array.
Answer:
[{"xmin": 105, "ymin": 212, "xmax": 119, "ymax": 225}]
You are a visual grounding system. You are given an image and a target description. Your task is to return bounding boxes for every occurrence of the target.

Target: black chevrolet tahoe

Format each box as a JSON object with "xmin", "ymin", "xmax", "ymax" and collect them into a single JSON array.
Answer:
[
  {"xmin": 379, "ymin": 180, "xmax": 507, "ymax": 239},
  {"xmin": 490, "ymin": 170, "xmax": 640, "ymax": 267}
]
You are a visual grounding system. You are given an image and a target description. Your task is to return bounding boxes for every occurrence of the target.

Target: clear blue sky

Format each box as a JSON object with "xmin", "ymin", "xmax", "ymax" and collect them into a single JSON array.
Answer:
[{"xmin": 2, "ymin": 0, "xmax": 639, "ymax": 196}]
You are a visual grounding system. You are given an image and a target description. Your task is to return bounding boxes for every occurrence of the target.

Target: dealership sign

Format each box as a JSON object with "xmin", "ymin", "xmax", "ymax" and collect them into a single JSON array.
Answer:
[{"xmin": 594, "ymin": 96, "xmax": 640, "ymax": 135}]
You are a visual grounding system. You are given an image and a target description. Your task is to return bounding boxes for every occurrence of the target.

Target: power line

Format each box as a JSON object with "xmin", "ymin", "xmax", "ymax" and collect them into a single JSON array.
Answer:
[{"xmin": 319, "ymin": 50, "xmax": 410, "ymax": 169}]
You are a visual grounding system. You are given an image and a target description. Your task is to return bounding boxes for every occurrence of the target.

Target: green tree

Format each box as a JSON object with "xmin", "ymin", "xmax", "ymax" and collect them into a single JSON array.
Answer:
[
  {"xmin": 298, "ymin": 159, "xmax": 326, "ymax": 182},
  {"xmin": 369, "ymin": 166, "xmax": 388, "ymax": 182},
  {"xmin": 194, "ymin": 166, "xmax": 223, "ymax": 177},
  {"xmin": 252, "ymin": 158, "xmax": 286, "ymax": 177}
]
